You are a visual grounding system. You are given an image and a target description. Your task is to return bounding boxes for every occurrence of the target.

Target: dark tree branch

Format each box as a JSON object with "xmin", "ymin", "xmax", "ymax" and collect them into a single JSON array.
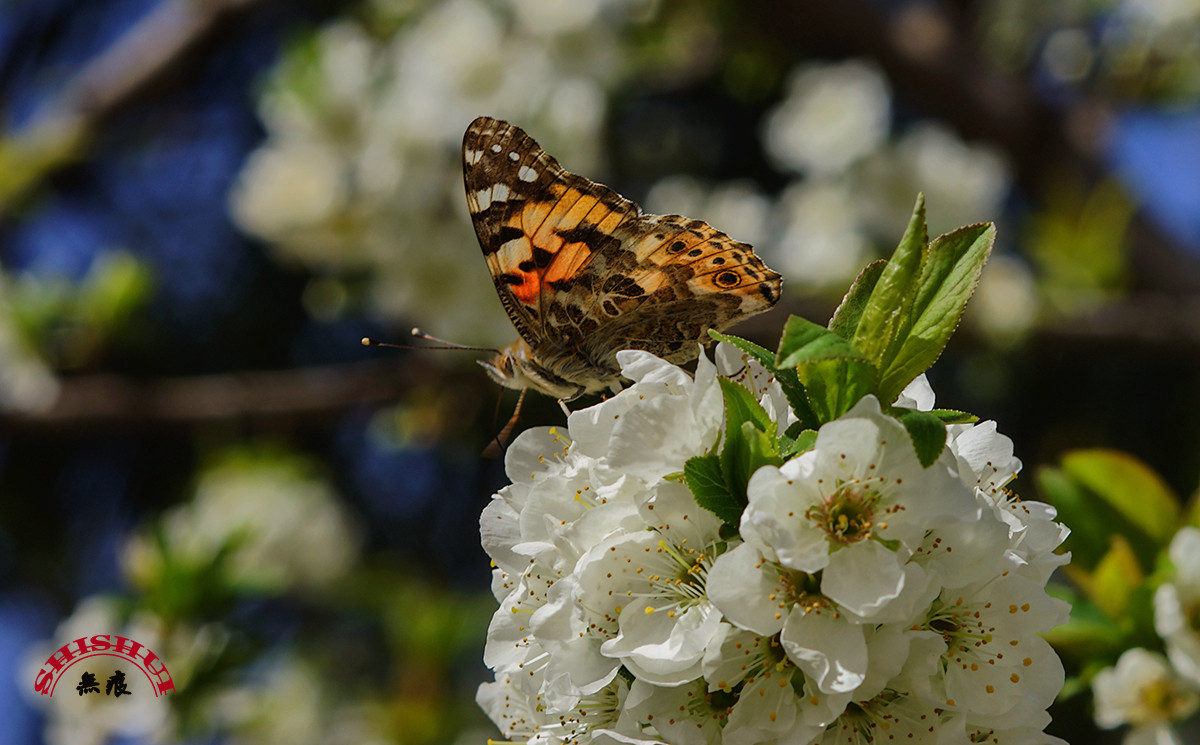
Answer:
[{"xmin": 0, "ymin": 357, "xmax": 451, "ymax": 434}]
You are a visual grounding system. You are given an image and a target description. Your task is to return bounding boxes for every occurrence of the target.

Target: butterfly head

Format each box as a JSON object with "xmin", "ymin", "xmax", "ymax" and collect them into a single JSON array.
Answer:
[{"xmin": 479, "ymin": 339, "xmax": 587, "ymax": 401}]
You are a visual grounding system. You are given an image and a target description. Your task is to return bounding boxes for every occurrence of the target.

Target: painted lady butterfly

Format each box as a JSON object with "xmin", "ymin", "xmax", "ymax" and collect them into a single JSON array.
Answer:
[{"xmin": 463, "ymin": 116, "xmax": 782, "ymax": 401}]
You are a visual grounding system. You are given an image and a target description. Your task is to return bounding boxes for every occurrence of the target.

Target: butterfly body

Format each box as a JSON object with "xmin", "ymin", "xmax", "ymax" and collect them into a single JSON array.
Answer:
[{"xmin": 464, "ymin": 116, "xmax": 782, "ymax": 401}]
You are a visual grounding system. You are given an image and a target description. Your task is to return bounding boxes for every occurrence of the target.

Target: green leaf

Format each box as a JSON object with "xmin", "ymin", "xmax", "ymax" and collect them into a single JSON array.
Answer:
[
  {"xmin": 927, "ymin": 408, "xmax": 978, "ymax": 425},
  {"xmin": 797, "ymin": 359, "xmax": 876, "ymax": 423},
  {"xmin": 1088, "ymin": 535, "xmax": 1145, "ymax": 620},
  {"xmin": 718, "ymin": 379, "xmax": 783, "ymax": 512},
  {"xmin": 708, "ymin": 329, "xmax": 776, "ymax": 369},
  {"xmin": 1040, "ymin": 593, "xmax": 1125, "ymax": 660},
  {"xmin": 684, "ymin": 455, "xmax": 742, "ymax": 526},
  {"xmin": 1060, "ymin": 449, "xmax": 1180, "ymax": 547},
  {"xmin": 773, "ymin": 367, "xmax": 821, "ymax": 431},
  {"xmin": 719, "ymin": 377, "xmax": 774, "ymax": 436},
  {"xmin": 709, "ymin": 329, "xmax": 819, "ymax": 429},
  {"xmin": 777, "ymin": 317, "xmax": 876, "ymax": 423},
  {"xmin": 777, "ymin": 316, "xmax": 871, "ymax": 368},
  {"xmin": 852, "ymin": 194, "xmax": 927, "ymax": 366},
  {"xmin": 895, "ymin": 409, "xmax": 948, "ymax": 468},
  {"xmin": 1035, "ymin": 466, "xmax": 1113, "ymax": 571},
  {"xmin": 1036, "ymin": 464, "xmax": 1160, "ymax": 573},
  {"xmin": 787, "ymin": 428, "xmax": 818, "ymax": 457},
  {"xmin": 828, "ymin": 259, "xmax": 887, "ymax": 340},
  {"xmin": 876, "ymin": 223, "xmax": 996, "ymax": 401},
  {"xmin": 727, "ymin": 421, "xmax": 783, "ymax": 490}
]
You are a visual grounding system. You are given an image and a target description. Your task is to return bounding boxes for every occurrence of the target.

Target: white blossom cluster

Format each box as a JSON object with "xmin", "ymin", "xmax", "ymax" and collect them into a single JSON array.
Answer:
[
  {"xmin": 230, "ymin": 0, "xmax": 652, "ymax": 343},
  {"xmin": 1092, "ymin": 527, "xmax": 1200, "ymax": 745},
  {"xmin": 22, "ymin": 597, "xmax": 177, "ymax": 745},
  {"xmin": 478, "ymin": 344, "xmax": 1070, "ymax": 745},
  {"xmin": 645, "ymin": 59, "xmax": 1022, "ymax": 334},
  {"xmin": 122, "ymin": 452, "xmax": 361, "ymax": 593}
]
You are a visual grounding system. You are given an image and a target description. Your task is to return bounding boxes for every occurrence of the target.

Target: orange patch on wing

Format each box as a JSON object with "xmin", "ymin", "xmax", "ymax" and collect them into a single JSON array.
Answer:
[
  {"xmin": 544, "ymin": 241, "xmax": 591, "ymax": 284},
  {"xmin": 511, "ymin": 270, "xmax": 540, "ymax": 305}
]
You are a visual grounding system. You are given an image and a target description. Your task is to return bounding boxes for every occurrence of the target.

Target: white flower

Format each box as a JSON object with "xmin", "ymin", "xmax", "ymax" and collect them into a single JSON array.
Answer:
[
  {"xmin": 617, "ymin": 677, "xmax": 727, "ymax": 745},
  {"xmin": 478, "ymin": 348, "xmax": 1068, "ymax": 744},
  {"xmin": 477, "ymin": 671, "xmax": 632, "ymax": 745},
  {"xmin": 706, "ymin": 542, "xmax": 872, "ymax": 695},
  {"xmin": 573, "ymin": 482, "xmax": 725, "ymax": 685},
  {"xmin": 1093, "ymin": 648, "xmax": 1199, "ymax": 743},
  {"xmin": 763, "ymin": 59, "xmax": 891, "ymax": 176},
  {"xmin": 811, "ymin": 688, "xmax": 943, "ymax": 745},
  {"xmin": 567, "ymin": 349, "xmax": 723, "ymax": 484},
  {"xmin": 916, "ymin": 571, "xmax": 1067, "ymax": 725},
  {"xmin": 734, "ymin": 396, "xmax": 978, "ymax": 619},
  {"xmin": 1156, "ymin": 527, "xmax": 1200, "ymax": 685},
  {"xmin": 701, "ymin": 625, "xmax": 839, "ymax": 745}
]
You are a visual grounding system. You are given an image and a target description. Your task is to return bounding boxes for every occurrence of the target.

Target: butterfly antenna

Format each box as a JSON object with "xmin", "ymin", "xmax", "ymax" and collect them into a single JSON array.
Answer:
[
  {"xmin": 362, "ymin": 328, "xmax": 500, "ymax": 354},
  {"xmin": 483, "ymin": 387, "xmax": 526, "ymax": 458}
]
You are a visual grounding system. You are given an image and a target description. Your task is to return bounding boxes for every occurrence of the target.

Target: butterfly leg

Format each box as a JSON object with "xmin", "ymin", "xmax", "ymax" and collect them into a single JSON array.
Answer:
[
  {"xmin": 484, "ymin": 388, "xmax": 528, "ymax": 458},
  {"xmin": 557, "ymin": 398, "xmax": 572, "ymax": 417}
]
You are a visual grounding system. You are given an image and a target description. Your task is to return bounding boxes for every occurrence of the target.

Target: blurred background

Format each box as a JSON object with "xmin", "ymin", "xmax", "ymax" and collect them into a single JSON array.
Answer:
[{"xmin": 0, "ymin": 0, "xmax": 1198, "ymax": 743}]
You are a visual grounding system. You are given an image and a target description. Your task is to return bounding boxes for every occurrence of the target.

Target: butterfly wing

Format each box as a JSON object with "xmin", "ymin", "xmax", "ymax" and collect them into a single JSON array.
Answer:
[
  {"xmin": 463, "ymin": 116, "xmax": 641, "ymax": 348},
  {"xmin": 462, "ymin": 116, "xmax": 781, "ymax": 390},
  {"xmin": 581, "ymin": 214, "xmax": 781, "ymax": 364}
]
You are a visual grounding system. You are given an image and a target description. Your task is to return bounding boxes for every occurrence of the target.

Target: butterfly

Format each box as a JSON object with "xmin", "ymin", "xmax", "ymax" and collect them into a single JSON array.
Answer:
[{"xmin": 463, "ymin": 116, "xmax": 782, "ymax": 402}]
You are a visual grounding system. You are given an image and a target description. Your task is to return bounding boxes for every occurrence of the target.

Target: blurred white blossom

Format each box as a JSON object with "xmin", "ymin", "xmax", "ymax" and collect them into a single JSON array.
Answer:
[
  {"xmin": 645, "ymin": 175, "xmax": 772, "ymax": 246},
  {"xmin": 206, "ymin": 657, "xmax": 390, "ymax": 745},
  {"xmin": 859, "ymin": 121, "xmax": 1011, "ymax": 239},
  {"xmin": 1123, "ymin": 0, "xmax": 1200, "ymax": 27},
  {"xmin": 967, "ymin": 253, "xmax": 1041, "ymax": 343},
  {"xmin": 22, "ymin": 597, "xmax": 179, "ymax": 745},
  {"xmin": 769, "ymin": 179, "xmax": 871, "ymax": 290},
  {"xmin": 763, "ymin": 59, "xmax": 891, "ymax": 176},
  {"xmin": 122, "ymin": 452, "xmax": 360, "ymax": 592},
  {"xmin": 1156, "ymin": 527, "xmax": 1200, "ymax": 685},
  {"xmin": 1093, "ymin": 647, "xmax": 1200, "ymax": 745}
]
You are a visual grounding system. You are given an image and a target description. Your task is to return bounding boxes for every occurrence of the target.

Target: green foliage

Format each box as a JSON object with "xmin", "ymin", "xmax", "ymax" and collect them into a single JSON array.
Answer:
[
  {"xmin": 687, "ymin": 196, "xmax": 998, "ymax": 523},
  {"xmin": 874, "ymin": 222, "xmax": 996, "ymax": 402},
  {"xmin": 1038, "ymin": 448, "xmax": 1195, "ymax": 683},
  {"xmin": 894, "ymin": 409, "xmax": 949, "ymax": 468},
  {"xmin": 849, "ymin": 193, "xmax": 928, "ymax": 367},
  {"xmin": 777, "ymin": 316, "xmax": 876, "ymax": 422},
  {"xmin": 709, "ymin": 329, "xmax": 818, "ymax": 429},
  {"xmin": 1039, "ymin": 449, "xmax": 1180, "ymax": 573},
  {"xmin": 1028, "ymin": 179, "xmax": 1134, "ymax": 314},
  {"xmin": 8, "ymin": 250, "xmax": 152, "ymax": 368},
  {"xmin": 684, "ymin": 378, "xmax": 784, "ymax": 527},
  {"xmin": 779, "ymin": 196, "xmax": 991, "ymax": 464},
  {"xmin": 684, "ymin": 454, "xmax": 741, "ymax": 525}
]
